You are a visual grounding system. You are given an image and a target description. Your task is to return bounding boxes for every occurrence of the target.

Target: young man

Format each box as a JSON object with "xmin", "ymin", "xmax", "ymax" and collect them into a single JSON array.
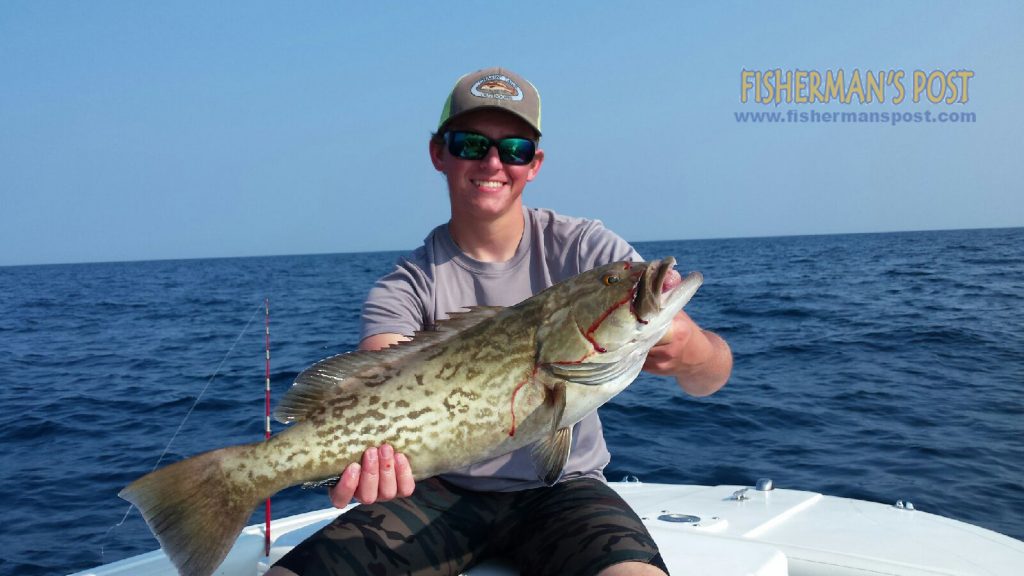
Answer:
[{"xmin": 269, "ymin": 67, "xmax": 732, "ymax": 576}]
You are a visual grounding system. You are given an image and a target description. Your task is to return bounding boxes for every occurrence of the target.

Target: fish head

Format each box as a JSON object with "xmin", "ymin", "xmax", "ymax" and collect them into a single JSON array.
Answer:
[{"xmin": 537, "ymin": 257, "xmax": 703, "ymax": 378}]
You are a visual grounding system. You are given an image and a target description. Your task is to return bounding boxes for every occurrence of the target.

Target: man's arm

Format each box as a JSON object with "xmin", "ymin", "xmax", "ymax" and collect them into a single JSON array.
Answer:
[
  {"xmin": 326, "ymin": 333, "xmax": 416, "ymax": 508},
  {"xmin": 643, "ymin": 311, "xmax": 732, "ymax": 397},
  {"xmin": 359, "ymin": 333, "xmax": 410, "ymax": 352}
]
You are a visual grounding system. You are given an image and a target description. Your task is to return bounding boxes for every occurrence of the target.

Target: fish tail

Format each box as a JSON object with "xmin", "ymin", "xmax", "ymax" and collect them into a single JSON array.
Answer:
[{"xmin": 119, "ymin": 443, "xmax": 265, "ymax": 576}]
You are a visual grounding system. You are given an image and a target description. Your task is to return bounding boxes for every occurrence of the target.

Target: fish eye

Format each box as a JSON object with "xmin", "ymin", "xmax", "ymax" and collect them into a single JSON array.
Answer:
[{"xmin": 602, "ymin": 274, "xmax": 620, "ymax": 286}]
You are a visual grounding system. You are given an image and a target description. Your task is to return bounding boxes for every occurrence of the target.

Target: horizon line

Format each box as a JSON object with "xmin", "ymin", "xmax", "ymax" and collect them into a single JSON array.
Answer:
[{"xmin": 3, "ymin": 224, "xmax": 1021, "ymax": 269}]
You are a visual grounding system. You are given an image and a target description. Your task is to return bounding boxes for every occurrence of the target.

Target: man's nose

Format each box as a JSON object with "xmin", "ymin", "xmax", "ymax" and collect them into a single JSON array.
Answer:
[{"xmin": 480, "ymin": 145, "xmax": 503, "ymax": 168}]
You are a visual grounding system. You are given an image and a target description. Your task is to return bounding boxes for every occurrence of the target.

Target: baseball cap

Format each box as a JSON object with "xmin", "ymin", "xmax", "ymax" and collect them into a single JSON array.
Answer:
[{"xmin": 437, "ymin": 67, "xmax": 542, "ymax": 136}]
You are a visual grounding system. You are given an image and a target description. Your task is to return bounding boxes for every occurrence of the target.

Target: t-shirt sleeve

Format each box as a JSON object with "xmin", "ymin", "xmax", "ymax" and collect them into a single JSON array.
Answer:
[
  {"xmin": 359, "ymin": 257, "xmax": 431, "ymax": 341},
  {"xmin": 576, "ymin": 219, "xmax": 644, "ymax": 272}
]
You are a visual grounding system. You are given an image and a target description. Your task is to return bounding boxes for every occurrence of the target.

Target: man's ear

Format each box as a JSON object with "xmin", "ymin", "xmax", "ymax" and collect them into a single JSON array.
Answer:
[
  {"xmin": 526, "ymin": 148, "xmax": 545, "ymax": 181},
  {"xmin": 429, "ymin": 138, "xmax": 445, "ymax": 172}
]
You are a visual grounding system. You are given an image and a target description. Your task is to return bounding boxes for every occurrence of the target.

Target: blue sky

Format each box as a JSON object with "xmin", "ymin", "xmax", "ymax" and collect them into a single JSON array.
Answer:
[{"xmin": 1, "ymin": 1, "xmax": 1021, "ymax": 266}]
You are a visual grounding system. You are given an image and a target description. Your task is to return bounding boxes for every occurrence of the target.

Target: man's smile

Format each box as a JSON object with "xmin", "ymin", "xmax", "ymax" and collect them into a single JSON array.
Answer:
[{"xmin": 471, "ymin": 179, "xmax": 507, "ymax": 189}]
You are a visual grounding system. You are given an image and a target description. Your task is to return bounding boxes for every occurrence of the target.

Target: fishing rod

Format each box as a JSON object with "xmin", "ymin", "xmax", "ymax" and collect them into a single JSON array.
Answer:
[{"xmin": 264, "ymin": 298, "xmax": 272, "ymax": 557}]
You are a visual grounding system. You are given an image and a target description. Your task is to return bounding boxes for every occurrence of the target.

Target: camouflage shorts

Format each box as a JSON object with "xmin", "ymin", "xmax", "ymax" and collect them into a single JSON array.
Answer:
[{"xmin": 275, "ymin": 476, "xmax": 668, "ymax": 576}]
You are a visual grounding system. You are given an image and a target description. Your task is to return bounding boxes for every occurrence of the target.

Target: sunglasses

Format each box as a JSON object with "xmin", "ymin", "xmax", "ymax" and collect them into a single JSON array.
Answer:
[{"xmin": 444, "ymin": 131, "xmax": 537, "ymax": 165}]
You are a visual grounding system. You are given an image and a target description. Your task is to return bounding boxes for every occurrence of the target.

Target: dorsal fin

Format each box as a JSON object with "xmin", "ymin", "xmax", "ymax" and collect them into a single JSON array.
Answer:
[
  {"xmin": 273, "ymin": 306, "xmax": 504, "ymax": 424},
  {"xmin": 272, "ymin": 352, "xmax": 377, "ymax": 424}
]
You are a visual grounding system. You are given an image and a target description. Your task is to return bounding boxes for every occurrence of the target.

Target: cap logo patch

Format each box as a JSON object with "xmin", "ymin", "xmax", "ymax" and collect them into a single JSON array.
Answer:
[{"xmin": 470, "ymin": 74, "xmax": 523, "ymax": 101}]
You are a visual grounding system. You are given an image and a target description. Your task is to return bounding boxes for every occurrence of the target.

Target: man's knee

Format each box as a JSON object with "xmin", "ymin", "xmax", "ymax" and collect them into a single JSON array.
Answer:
[{"xmin": 597, "ymin": 560, "xmax": 667, "ymax": 576}]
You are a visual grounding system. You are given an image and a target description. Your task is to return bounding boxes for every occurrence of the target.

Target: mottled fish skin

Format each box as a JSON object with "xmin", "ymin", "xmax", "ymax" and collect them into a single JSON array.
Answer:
[
  {"xmin": 119, "ymin": 258, "xmax": 702, "ymax": 576},
  {"xmin": 228, "ymin": 299, "xmax": 553, "ymax": 493}
]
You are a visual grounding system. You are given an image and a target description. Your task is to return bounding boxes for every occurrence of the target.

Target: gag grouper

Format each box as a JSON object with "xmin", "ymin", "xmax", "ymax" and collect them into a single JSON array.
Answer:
[{"xmin": 119, "ymin": 257, "xmax": 702, "ymax": 576}]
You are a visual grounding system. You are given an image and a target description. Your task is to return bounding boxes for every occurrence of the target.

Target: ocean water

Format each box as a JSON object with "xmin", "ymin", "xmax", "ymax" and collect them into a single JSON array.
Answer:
[{"xmin": 1, "ymin": 227, "xmax": 1022, "ymax": 575}]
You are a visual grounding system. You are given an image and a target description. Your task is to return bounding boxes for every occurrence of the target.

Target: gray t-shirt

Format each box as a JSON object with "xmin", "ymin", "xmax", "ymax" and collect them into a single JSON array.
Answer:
[{"xmin": 361, "ymin": 206, "xmax": 642, "ymax": 491}]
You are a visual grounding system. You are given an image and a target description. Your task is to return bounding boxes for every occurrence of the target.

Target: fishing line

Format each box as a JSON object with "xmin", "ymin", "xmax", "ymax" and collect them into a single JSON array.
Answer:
[{"xmin": 100, "ymin": 301, "xmax": 264, "ymax": 560}]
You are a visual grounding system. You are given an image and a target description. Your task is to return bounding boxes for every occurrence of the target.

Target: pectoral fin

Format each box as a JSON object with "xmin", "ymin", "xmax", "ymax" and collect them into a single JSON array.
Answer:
[
  {"xmin": 531, "ymin": 426, "xmax": 573, "ymax": 486},
  {"xmin": 545, "ymin": 352, "xmax": 644, "ymax": 386}
]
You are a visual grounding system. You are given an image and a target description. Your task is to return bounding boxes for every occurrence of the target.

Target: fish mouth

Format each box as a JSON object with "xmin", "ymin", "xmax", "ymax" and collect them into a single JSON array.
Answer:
[
  {"xmin": 632, "ymin": 257, "xmax": 702, "ymax": 323},
  {"xmin": 632, "ymin": 257, "xmax": 676, "ymax": 321}
]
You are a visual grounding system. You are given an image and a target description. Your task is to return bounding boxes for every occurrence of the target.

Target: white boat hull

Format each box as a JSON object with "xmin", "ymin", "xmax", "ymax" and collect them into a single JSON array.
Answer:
[{"xmin": 72, "ymin": 481, "xmax": 1024, "ymax": 576}]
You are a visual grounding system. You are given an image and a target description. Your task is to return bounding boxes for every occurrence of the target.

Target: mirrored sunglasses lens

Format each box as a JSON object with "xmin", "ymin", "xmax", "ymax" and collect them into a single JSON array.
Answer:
[
  {"xmin": 498, "ymin": 138, "xmax": 536, "ymax": 165},
  {"xmin": 449, "ymin": 132, "xmax": 491, "ymax": 160}
]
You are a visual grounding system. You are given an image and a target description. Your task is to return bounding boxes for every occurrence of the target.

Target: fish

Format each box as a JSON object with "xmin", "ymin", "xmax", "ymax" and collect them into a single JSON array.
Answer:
[{"xmin": 119, "ymin": 257, "xmax": 703, "ymax": 576}]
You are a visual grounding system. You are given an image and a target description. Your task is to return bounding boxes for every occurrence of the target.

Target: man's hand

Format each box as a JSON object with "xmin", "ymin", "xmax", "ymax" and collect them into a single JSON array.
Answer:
[
  {"xmin": 643, "ymin": 311, "xmax": 732, "ymax": 397},
  {"xmin": 328, "ymin": 443, "xmax": 416, "ymax": 508}
]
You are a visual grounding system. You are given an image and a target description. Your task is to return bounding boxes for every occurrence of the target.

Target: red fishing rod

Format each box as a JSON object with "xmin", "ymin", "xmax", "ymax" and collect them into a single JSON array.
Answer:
[{"xmin": 264, "ymin": 298, "xmax": 272, "ymax": 557}]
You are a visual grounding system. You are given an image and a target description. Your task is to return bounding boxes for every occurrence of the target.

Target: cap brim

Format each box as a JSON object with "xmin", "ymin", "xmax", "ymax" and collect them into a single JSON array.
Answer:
[{"xmin": 439, "ymin": 107, "xmax": 542, "ymax": 137}]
